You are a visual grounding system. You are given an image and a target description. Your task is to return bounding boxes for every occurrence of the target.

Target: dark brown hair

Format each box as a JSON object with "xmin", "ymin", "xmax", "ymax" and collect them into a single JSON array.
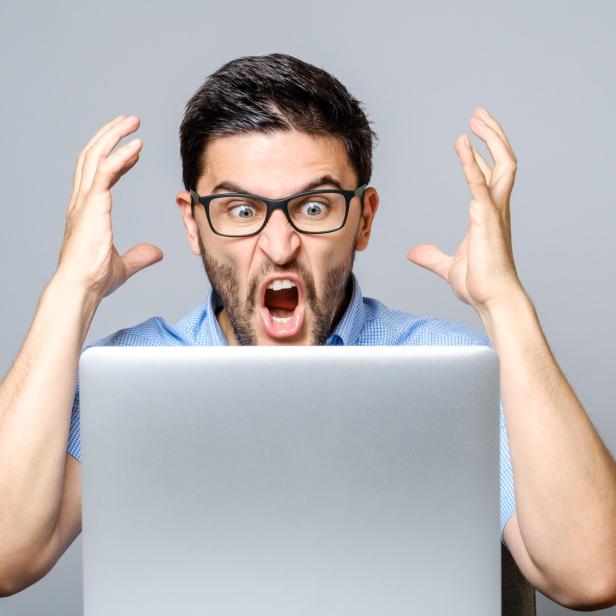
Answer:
[{"xmin": 179, "ymin": 53, "xmax": 377, "ymax": 192}]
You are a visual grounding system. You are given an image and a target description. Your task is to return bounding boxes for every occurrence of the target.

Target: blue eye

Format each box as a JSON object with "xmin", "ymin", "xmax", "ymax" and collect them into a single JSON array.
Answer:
[
  {"xmin": 299, "ymin": 201, "xmax": 328, "ymax": 217},
  {"xmin": 230, "ymin": 204, "xmax": 257, "ymax": 219}
]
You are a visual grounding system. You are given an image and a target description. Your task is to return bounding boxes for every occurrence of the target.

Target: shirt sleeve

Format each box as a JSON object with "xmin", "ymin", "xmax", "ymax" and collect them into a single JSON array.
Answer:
[
  {"xmin": 66, "ymin": 374, "xmax": 82, "ymax": 461},
  {"xmin": 64, "ymin": 315, "xmax": 183, "ymax": 462},
  {"xmin": 499, "ymin": 399, "xmax": 517, "ymax": 542}
]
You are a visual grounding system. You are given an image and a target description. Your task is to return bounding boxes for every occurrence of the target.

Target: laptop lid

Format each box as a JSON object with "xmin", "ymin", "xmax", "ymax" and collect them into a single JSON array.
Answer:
[{"xmin": 80, "ymin": 345, "xmax": 500, "ymax": 615}]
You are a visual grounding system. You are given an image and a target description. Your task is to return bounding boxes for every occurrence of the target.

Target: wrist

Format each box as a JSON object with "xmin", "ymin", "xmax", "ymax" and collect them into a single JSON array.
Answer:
[
  {"xmin": 45, "ymin": 270, "xmax": 102, "ymax": 334},
  {"xmin": 477, "ymin": 286, "xmax": 537, "ymax": 341}
]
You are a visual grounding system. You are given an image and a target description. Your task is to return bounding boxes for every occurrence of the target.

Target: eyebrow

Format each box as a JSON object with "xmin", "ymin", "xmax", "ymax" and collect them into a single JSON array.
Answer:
[{"xmin": 210, "ymin": 174, "xmax": 345, "ymax": 196}]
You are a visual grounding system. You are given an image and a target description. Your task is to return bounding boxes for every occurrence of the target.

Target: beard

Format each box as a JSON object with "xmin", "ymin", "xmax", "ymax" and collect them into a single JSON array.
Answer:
[{"xmin": 196, "ymin": 231, "xmax": 355, "ymax": 346}]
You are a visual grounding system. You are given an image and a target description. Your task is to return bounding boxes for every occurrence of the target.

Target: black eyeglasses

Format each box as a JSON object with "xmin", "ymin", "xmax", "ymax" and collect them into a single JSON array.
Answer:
[{"xmin": 190, "ymin": 185, "xmax": 367, "ymax": 238}]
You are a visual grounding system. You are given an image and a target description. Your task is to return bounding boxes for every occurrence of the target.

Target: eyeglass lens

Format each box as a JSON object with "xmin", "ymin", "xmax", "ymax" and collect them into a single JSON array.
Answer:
[{"xmin": 208, "ymin": 192, "xmax": 347, "ymax": 235}]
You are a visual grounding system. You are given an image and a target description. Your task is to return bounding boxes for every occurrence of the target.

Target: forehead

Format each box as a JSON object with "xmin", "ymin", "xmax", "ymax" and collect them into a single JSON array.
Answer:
[{"xmin": 197, "ymin": 129, "xmax": 356, "ymax": 198}]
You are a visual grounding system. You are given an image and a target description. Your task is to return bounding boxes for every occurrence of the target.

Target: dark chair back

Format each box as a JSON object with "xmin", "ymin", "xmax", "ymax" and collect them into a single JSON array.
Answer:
[{"xmin": 502, "ymin": 542, "xmax": 536, "ymax": 616}]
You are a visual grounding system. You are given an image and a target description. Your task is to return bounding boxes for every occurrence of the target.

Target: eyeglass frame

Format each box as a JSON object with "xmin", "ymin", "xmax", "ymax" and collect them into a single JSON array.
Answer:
[{"xmin": 189, "ymin": 184, "xmax": 367, "ymax": 238}]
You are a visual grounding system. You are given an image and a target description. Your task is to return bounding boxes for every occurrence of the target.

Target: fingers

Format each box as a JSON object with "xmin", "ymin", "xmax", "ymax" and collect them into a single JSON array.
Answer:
[
  {"xmin": 78, "ymin": 116, "xmax": 141, "ymax": 198},
  {"xmin": 70, "ymin": 115, "xmax": 127, "ymax": 202},
  {"xmin": 454, "ymin": 134, "xmax": 494, "ymax": 205},
  {"xmin": 406, "ymin": 243, "xmax": 452, "ymax": 282},
  {"xmin": 90, "ymin": 137, "xmax": 143, "ymax": 196},
  {"xmin": 121, "ymin": 243, "xmax": 165, "ymax": 280},
  {"xmin": 472, "ymin": 146, "xmax": 492, "ymax": 184},
  {"xmin": 468, "ymin": 115, "xmax": 514, "ymax": 171},
  {"xmin": 473, "ymin": 107, "xmax": 515, "ymax": 155},
  {"xmin": 468, "ymin": 110, "xmax": 517, "ymax": 200}
]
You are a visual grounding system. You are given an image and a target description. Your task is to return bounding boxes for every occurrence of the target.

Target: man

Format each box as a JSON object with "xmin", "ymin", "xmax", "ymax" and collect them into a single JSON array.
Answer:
[{"xmin": 0, "ymin": 53, "xmax": 615, "ymax": 610}]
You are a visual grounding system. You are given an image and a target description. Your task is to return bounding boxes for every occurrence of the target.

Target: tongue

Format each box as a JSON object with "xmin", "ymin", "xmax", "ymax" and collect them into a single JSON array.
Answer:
[{"xmin": 269, "ymin": 307, "xmax": 294, "ymax": 318}]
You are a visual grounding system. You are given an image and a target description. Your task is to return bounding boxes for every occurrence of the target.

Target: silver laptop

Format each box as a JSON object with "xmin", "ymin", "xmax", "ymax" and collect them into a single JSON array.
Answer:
[{"xmin": 79, "ymin": 345, "xmax": 501, "ymax": 615}]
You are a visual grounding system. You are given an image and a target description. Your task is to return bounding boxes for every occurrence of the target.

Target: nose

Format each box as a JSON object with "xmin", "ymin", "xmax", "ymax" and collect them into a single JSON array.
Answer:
[{"xmin": 257, "ymin": 209, "xmax": 301, "ymax": 265}]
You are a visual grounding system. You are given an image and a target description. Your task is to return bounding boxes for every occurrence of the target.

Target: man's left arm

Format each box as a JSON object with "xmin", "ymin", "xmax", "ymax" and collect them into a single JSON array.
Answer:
[{"xmin": 407, "ymin": 107, "xmax": 616, "ymax": 610}]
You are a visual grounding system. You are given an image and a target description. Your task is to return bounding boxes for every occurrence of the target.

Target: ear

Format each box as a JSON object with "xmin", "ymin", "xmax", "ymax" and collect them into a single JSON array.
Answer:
[
  {"xmin": 176, "ymin": 190, "xmax": 202, "ymax": 255},
  {"xmin": 354, "ymin": 187, "xmax": 379, "ymax": 251}
]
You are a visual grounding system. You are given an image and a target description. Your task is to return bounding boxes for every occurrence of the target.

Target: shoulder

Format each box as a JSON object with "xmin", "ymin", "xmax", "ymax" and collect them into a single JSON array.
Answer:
[
  {"xmin": 359, "ymin": 296, "xmax": 490, "ymax": 347},
  {"xmin": 83, "ymin": 303, "xmax": 209, "ymax": 351}
]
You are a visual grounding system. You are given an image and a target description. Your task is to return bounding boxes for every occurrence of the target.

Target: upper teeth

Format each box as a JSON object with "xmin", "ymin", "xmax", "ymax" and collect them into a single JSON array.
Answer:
[{"xmin": 267, "ymin": 279, "xmax": 297, "ymax": 291}]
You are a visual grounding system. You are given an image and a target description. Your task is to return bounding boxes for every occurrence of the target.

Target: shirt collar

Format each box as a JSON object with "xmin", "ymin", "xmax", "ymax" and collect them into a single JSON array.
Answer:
[
  {"xmin": 325, "ymin": 272, "xmax": 365, "ymax": 345},
  {"xmin": 204, "ymin": 272, "xmax": 366, "ymax": 347},
  {"xmin": 205, "ymin": 286, "xmax": 228, "ymax": 346}
]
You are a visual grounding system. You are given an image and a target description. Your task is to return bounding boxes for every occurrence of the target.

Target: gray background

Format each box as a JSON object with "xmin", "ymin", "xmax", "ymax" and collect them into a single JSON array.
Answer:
[{"xmin": 0, "ymin": 0, "xmax": 614, "ymax": 614}]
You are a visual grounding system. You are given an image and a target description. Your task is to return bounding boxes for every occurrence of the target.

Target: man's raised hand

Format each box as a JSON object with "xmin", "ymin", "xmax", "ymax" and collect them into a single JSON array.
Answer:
[
  {"xmin": 406, "ymin": 107, "xmax": 523, "ymax": 317},
  {"xmin": 56, "ymin": 115, "xmax": 163, "ymax": 300}
]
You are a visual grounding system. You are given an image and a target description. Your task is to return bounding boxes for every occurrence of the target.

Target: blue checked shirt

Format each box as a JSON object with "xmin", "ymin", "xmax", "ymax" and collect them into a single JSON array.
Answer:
[{"xmin": 67, "ymin": 272, "xmax": 516, "ymax": 541}]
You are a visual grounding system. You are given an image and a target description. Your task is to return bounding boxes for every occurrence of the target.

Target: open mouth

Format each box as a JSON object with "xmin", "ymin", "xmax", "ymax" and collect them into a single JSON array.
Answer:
[
  {"xmin": 259, "ymin": 275, "xmax": 305, "ymax": 339},
  {"xmin": 265, "ymin": 279, "xmax": 299, "ymax": 321}
]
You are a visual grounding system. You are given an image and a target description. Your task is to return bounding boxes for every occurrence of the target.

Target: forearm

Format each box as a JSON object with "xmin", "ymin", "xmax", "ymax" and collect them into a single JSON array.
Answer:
[
  {"xmin": 0, "ymin": 272, "xmax": 97, "ymax": 562},
  {"xmin": 480, "ymin": 290, "xmax": 616, "ymax": 580}
]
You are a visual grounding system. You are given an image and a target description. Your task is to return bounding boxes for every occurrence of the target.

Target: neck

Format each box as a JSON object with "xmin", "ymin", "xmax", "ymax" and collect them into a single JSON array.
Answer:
[
  {"xmin": 329, "ymin": 274, "xmax": 354, "ymax": 334},
  {"xmin": 216, "ymin": 304, "xmax": 238, "ymax": 346}
]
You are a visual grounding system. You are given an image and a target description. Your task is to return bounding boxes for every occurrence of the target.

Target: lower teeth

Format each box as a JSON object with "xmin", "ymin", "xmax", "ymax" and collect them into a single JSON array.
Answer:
[{"xmin": 272, "ymin": 315, "xmax": 292, "ymax": 324}]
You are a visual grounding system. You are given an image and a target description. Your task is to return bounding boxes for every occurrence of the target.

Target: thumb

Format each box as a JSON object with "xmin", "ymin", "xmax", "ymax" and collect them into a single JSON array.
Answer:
[
  {"xmin": 121, "ymin": 243, "xmax": 164, "ymax": 279},
  {"xmin": 406, "ymin": 243, "xmax": 451, "ymax": 281}
]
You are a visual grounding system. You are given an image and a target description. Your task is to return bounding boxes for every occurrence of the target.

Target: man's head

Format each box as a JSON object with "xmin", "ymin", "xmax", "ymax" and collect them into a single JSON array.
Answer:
[{"xmin": 176, "ymin": 53, "xmax": 380, "ymax": 345}]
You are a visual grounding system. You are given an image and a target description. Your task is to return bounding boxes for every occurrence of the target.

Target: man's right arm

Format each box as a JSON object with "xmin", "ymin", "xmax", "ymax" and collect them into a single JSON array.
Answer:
[{"xmin": 0, "ymin": 114, "xmax": 163, "ymax": 596}]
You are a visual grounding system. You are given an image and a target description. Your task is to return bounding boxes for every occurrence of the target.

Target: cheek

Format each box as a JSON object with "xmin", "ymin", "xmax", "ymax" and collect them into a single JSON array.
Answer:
[
  {"xmin": 321, "ymin": 231, "xmax": 356, "ymax": 263},
  {"xmin": 207, "ymin": 237, "xmax": 255, "ymax": 269},
  {"xmin": 305, "ymin": 238, "xmax": 353, "ymax": 286},
  {"xmin": 229, "ymin": 240, "xmax": 264, "ymax": 293}
]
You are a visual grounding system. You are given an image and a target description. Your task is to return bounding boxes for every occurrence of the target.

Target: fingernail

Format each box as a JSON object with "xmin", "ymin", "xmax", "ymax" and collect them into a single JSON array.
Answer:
[
  {"xmin": 474, "ymin": 116, "xmax": 487, "ymax": 126},
  {"xmin": 478, "ymin": 107, "xmax": 490, "ymax": 119},
  {"xmin": 462, "ymin": 134, "xmax": 470, "ymax": 148}
]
